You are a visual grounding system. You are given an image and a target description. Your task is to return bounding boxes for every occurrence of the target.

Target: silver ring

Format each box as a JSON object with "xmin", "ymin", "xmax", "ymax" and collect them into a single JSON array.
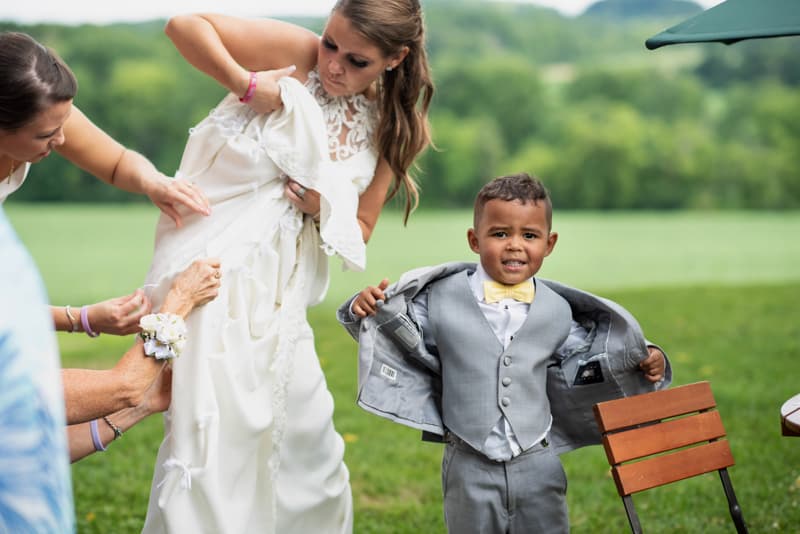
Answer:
[{"xmin": 296, "ymin": 185, "xmax": 306, "ymax": 199}]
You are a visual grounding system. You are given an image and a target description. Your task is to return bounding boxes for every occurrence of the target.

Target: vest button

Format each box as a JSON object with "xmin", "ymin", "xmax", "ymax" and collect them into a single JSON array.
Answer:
[
  {"xmin": 502, "ymin": 377, "xmax": 512, "ymax": 387},
  {"xmin": 503, "ymin": 357, "xmax": 512, "ymax": 366},
  {"xmin": 501, "ymin": 397, "xmax": 510, "ymax": 407}
]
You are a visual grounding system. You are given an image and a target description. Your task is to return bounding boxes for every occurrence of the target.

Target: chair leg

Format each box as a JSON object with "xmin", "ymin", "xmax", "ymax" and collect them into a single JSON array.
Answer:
[
  {"xmin": 622, "ymin": 495, "xmax": 643, "ymax": 534},
  {"xmin": 719, "ymin": 468, "xmax": 748, "ymax": 534}
]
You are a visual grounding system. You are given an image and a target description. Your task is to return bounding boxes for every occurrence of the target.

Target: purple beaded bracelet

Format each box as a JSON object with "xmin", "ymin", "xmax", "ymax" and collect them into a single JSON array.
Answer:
[
  {"xmin": 90, "ymin": 419, "xmax": 107, "ymax": 452},
  {"xmin": 80, "ymin": 305, "xmax": 100, "ymax": 338}
]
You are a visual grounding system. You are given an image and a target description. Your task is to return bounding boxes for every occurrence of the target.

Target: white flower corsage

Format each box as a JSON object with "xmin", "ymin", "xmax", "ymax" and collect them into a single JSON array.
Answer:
[{"xmin": 139, "ymin": 313, "xmax": 187, "ymax": 360}]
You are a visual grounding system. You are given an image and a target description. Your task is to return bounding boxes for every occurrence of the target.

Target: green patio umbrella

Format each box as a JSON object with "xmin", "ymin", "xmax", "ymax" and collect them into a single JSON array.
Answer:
[{"xmin": 646, "ymin": 0, "xmax": 800, "ymax": 49}]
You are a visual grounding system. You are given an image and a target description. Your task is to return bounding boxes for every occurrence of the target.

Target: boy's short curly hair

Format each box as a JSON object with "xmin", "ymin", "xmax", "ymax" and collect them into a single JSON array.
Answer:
[{"xmin": 473, "ymin": 173, "xmax": 553, "ymax": 229}]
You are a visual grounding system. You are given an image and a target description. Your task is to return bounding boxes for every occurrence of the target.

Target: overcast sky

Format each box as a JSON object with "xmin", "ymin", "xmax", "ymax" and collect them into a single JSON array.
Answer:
[{"xmin": 0, "ymin": 0, "xmax": 724, "ymax": 25}]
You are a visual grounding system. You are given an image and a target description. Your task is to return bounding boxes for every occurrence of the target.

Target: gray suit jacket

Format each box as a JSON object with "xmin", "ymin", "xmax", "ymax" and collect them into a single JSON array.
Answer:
[{"xmin": 337, "ymin": 262, "xmax": 673, "ymax": 454}]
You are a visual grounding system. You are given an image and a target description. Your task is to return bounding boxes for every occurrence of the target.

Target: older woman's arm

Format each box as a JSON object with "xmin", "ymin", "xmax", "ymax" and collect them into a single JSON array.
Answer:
[
  {"xmin": 67, "ymin": 362, "xmax": 171, "ymax": 462},
  {"xmin": 61, "ymin": 258, "xmax": 221, "ymax": 425},
  {"xmin": 56, "ymin": 107, "xmax": 210, "ymax": 227}
]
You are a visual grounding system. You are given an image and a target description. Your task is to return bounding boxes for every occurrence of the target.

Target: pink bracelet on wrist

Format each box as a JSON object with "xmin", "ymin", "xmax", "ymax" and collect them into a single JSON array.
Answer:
[
  {"xmin": 80, "ymin": 305, "xmax": 100, "ymax": 338},
  {"xmin": 239, "ymin": 71, "xmax": 257, "ymax": 103}
]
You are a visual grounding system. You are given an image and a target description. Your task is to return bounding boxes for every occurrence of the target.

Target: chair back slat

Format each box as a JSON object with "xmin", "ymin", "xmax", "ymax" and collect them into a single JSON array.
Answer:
[
  {"xmin": 594, "ymin": 381, "xmax": 716, "ymax": 432},
  {"xmin": 603, "ymin": 410, "xmax": 727, "ymax": 464},
  {"xmin": 612, "ymin": 439, "xmax": 735, "ymax": 495}
]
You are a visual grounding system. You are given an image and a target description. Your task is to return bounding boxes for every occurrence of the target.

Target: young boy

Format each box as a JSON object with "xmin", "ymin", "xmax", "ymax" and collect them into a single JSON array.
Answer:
[{"xmin": 338, "ymin": 173, "xmax": 669, "ymax": 533}]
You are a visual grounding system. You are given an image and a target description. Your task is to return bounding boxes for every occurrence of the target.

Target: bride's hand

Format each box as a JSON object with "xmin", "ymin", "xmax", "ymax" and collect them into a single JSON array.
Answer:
[
  {"xmin": 244, "ymin": 65, "xmax": 297, "ymax": 114},
  {"xmin": 160, "ymin": 258, "xmax": 223, "ymax": 318},
  {"xmin": 285, "ymin": 178, "xmax": 320, "ymax": 219}
]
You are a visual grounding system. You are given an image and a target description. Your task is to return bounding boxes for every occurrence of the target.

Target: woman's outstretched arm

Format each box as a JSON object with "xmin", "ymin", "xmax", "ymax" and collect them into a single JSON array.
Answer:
[
  {"xmin": 67, "ymin": 362, "xmax": 172, "ymax": 462},
  {"xmin": 56, "ymin": 107, "xmax": 210, "ymax": 227},
  {"xmin": 50, "ymin": 290, "xmax": 151, "ymax": 335},
  {"xmin": 61, "ymin": 258, "xmax": 221, "ymax": 424}
]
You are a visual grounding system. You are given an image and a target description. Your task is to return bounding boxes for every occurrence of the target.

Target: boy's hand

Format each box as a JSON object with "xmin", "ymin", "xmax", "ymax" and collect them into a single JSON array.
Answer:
[
  {"xmin": 639, "ymin": 346, "xmax": 666, "ymax": 382},
  {"xmin": 352, "ymin": 279, "xmax": 390, "ymax": 317}
]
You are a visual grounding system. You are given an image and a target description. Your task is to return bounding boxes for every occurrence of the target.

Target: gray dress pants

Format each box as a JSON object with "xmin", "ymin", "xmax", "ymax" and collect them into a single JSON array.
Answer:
[{"xmin": 441, "ymin": 434, "xmax": 569, "ymax": 534}]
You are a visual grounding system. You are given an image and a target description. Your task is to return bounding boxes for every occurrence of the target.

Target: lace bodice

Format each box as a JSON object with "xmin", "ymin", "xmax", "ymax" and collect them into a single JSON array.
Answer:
[{"xmin": 303, "ymin": 69, "xmax": 378, "ymax": 163}]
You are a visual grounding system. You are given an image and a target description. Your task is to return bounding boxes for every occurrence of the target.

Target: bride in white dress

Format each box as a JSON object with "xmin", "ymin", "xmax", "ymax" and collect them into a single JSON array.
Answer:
[{"xmin": 141, "ymin": 2, "xmax": 434, "ymax": 532}]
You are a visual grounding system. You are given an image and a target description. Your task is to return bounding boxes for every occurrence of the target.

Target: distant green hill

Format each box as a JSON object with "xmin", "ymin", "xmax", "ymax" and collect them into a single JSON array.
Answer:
[{"xmin": 583, "ymin": 0, "xmax": 702, "ymax": 19}]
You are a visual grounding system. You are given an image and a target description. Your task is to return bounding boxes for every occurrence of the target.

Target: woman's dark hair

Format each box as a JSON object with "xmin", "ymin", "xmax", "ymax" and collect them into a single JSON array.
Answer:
[
  {"xmin": 333, "ymin": 0, "xmax": 434, "ymax": 223},
  {"xmin": 0, "ymin": 32, "xmax": 78, "ymax": 131}
]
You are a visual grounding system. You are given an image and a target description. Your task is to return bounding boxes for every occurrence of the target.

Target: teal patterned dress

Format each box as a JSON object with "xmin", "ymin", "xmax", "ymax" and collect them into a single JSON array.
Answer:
[{"xmin": 0, "ymin": 206, "xmax": 74, "ymax": 533}]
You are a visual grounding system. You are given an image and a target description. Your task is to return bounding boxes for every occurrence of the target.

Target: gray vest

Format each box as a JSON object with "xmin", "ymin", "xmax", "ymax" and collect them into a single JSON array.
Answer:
[{"xmin": 427, "ymin": 271, "xmax": 572, "ymax": 453}]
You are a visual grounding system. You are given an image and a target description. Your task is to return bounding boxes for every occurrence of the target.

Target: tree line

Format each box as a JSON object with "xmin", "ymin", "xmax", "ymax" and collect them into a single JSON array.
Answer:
[{"xmin": 3, "ymin": 0, "xmax": 799, "ymax": 210}]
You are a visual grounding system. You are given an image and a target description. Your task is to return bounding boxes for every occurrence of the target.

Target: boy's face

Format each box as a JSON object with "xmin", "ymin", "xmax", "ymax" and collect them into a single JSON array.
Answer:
[{"xmin": 467, "ymin": 198, "xmax": 557, "ymax": 286}]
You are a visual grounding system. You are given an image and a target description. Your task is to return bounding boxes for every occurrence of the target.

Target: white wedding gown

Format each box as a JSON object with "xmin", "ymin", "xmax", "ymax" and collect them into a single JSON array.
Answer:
[{"xmin": 141, "ymin": 70, "xmax": 378, "ymax": 534}]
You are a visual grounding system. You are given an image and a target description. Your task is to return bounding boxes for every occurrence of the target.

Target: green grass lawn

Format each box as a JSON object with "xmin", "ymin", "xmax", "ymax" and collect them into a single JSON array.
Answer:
[
  {"xmin": 6, "ymin": 204, "xmax": 800, "ymax": 533},
  {"xmin": 7, "ymin": 204, "xmax": 800, "ymax": 304}
]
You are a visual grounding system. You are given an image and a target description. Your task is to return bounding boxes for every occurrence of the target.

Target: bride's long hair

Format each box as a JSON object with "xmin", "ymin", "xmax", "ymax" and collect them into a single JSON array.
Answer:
[{"xmin": 333, "ymin": 0, "xmax": 434, "ymax": 223}]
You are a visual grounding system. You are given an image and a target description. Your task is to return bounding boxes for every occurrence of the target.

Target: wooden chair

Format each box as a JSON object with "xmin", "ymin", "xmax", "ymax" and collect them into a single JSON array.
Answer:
[{"xmin": 593, "ymin": 381, "xmax": 748, "ymax": 533}]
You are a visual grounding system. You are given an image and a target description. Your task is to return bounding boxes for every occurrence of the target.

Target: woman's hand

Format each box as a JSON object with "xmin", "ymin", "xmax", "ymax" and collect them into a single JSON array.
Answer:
[
  {"xmin": 57, "ymin": 109, "xmax": 210, "ymax": 228},
  {"xmin": 285, "ymin": 178, "xmax": 321, "ymax": 219},
  {"xmin": 160, "ymin": 258, "xmax": 223, "ymax": 318},
  {"xmin": 138, "ymin": 363, "xmax": 173, "ymax": 415},
  {"xmin": 85, "ymin": 290, "xmax": 152, "ymax": 336},
  {"xmin": 144, "ymin": 174, "xmax": 211, "ymax": 228},
  {"xmin": 111, "ymin": 259, "xmax": 221, "ymax": 413},
  {"xmin": 243, "ymin": 65, "xmax": 297, "ymax": 114}
]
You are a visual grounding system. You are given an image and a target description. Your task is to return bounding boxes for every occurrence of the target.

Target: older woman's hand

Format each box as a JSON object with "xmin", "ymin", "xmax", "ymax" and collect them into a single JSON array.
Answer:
[
  {"xmin": 160, "ymin": 258, "xmax": 223, "ymax": 318},
  {"xmin": 138, "ymin": 363, "xmax": 173, "ymax": 415},
  {"xmin": 85, "ymin": 260, "xmax": 219, "ymax": 417}
]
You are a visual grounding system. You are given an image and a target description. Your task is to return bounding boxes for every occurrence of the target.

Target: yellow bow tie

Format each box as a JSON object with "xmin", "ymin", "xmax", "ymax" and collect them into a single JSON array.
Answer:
[{"xmin": 483, "ymin": 280, "xmax": 535, "ymax": 304}]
